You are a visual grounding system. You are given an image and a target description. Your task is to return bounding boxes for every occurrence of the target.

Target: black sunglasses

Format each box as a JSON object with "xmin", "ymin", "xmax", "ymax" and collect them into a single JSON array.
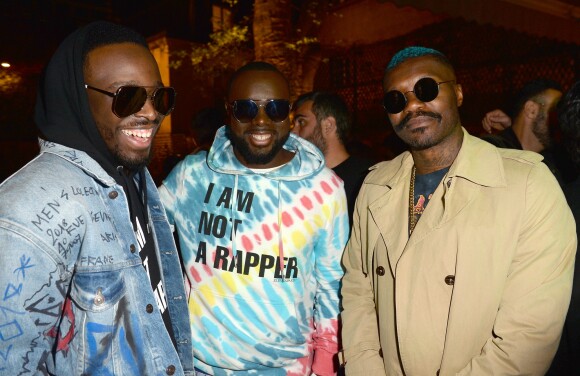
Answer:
[
  {"xmin": 383, "ymin": 77, "xmax": 455, "ymax": 114},
  {"xmin": 229, "ymin": 99, "xmax": 291, "ymax": 123},
  {"xmin": 85, "ymin": 84, "xmax": 176, "ymax": 118}
]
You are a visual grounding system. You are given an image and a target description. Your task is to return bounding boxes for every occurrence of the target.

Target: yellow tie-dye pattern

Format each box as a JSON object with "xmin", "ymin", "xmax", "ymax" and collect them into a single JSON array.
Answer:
[
  {"xmin": 189, "ymin": 293, "xmax": 202, "ymax": 316},
  {"xmin": 322, "ymin": 203, "xmax": 331, "ymax": 219},
  {"xmin": 212, "ymin": 277, "xmax": 227, "ymax": 296},
  {"xmin": 222, "ymin": 271, "xmax": 242, "ymax": 293},
  {"xmin": 201, "ymin": 286, "xmax": 216, "ymax": 306},
  {"xmin": 313, "ymin": 213, "xmax": 324, "ymax": 228},
  {"xmin": 291, "ymin": 229, "xmax": 307, "ymax": 250},
  {"xmin": 304, "ymin": 220, "xmax": 315, "ymax": 236}
]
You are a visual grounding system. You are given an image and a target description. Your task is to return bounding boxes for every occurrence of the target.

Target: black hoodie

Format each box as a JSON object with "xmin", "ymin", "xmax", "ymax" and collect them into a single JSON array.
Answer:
[
  {"xmin": 33, "ymin": 22, "xmax": 176, "ymax": 346},
  {"xmin": 33, "ymin": 21, "xmax": 150, "ymax": 228}
]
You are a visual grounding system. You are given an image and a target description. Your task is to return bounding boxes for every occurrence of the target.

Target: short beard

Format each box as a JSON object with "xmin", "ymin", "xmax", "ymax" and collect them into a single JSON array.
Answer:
[
  {"xmin": 113, "ymin": 147, "xmax": 153, "ymax": 171},
  {"xmin": 226, "ymin": 126, "xmax": 289, "ymax": 165},
  {"xmin": 393, "ymin": 110, "xmax": 444, "ymax": 150},
  {"xmin": 99, "ymin": 119, "xmax": 158, "ymax": 171},
  {"xmin": 532, "ymin": 111, "xmax": 552, "ymax": 149},
  {"xmin": 307, "ymin": 123, "xmax": 327, "ymax": 154}
]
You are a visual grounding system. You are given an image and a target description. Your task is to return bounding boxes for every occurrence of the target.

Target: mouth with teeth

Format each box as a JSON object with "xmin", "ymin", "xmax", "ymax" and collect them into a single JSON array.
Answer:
[
  {"xmin": 248, "ymin": 132, "xmax": 273, "ymax": 146},
  {"xmin": 121, "ymin": 127, "xmax": 156, "ymax": 148}
]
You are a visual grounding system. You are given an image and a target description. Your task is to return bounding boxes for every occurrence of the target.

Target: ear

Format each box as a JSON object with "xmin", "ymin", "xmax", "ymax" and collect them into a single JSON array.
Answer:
[
  {"xmin": 524, "ymin": 100, "xmax": 540, "ymax": 120},
  {"xmin": 454, "ymin": 84, "xmax": 463, "ymax": 107},
  {"xmin": 322, "ymin": 116, "xmax": 337, "ymax": 137}
]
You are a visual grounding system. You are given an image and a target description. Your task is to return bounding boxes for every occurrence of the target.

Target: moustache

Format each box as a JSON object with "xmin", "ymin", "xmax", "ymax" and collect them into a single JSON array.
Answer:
[{"xmin": 394, "ymin": 111, "xmax": 442, "ymax": 132}]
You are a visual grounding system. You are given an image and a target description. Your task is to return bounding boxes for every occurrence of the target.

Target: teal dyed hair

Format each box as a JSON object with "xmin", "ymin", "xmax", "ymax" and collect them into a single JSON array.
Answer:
[{"xmin": 385, "ymin": 46, "xmax": 451, "ymax": 73}]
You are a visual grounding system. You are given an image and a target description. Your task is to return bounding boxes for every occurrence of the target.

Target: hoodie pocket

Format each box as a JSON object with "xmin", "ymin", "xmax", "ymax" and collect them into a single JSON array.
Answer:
[
  {"xmin": 192, "ymin": 288, "xmax": 309, "ymax": 369},
  {"xmin": 70, "ymin": 269, "xmax": 126, "ymax": 312}
]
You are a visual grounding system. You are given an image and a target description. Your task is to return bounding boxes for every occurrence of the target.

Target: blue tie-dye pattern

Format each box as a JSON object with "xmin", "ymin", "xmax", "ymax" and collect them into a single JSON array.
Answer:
[
  {"xmin": 223, "ymin": 341, "xmax": 237, "ymax": 359},
  {"xmin": 160, "ymin": 126, "xmax": 349, "ymax": 374}
]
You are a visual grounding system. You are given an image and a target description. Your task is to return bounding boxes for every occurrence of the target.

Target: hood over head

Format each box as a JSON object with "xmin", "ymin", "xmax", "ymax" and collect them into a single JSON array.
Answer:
[{"xmin": 33, "ymin": 20, "xmax": 149, "ymax": 185}]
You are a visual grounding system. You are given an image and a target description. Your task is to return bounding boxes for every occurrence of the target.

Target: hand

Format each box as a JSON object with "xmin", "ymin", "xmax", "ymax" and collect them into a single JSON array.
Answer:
[{"xmin": 482, "ymin": 109, "xmax": 512, "ymax": 133}]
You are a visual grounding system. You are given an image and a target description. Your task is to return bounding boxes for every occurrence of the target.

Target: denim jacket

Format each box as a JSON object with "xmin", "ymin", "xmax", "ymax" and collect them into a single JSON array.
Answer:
[{"xmin": 0, "ymin": 140, "xmax": 194, "ymax": 375}]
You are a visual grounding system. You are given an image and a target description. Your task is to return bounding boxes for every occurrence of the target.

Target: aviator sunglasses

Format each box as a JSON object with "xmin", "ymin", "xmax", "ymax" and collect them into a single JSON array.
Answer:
[
  {"xmin": 85, "ymin": 84, "xmax": 176, "ymax": 118},
  {"xmin": 383, "ymin": 77, "xmax": 455, "ymax": 114},
  {"xmin": 229, "ymin": 99, "xmax": 291, "ymax": 123}
]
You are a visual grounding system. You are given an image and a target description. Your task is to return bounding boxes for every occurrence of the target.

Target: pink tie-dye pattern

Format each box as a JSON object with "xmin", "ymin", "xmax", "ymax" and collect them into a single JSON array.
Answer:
[
  {"xmin": 190, "ymin": 265, "xmax": 202, "ymax": 283},
  {"xmin": 314, "ymin": 190, "xmax": 323, "ymax": 204},
  {"xmin": 312, "ymin": 317, "xmax": 340, "ymax": 376},
  {"xmin": 321, "ymin": 181, "xmax": 333, "ymax": 194},
  {"xmin": 241, "ymin": 235, "xmax": 253, "ymax": 251},
  {"xmin": 185, "ymin": 176, "xmax": 342, "ymax": 373},
  {"xmin": 231, "ymin": 185, "xmax": 341, "ymax": 266},
  {"xmin": 287, "ymin": 355, "xmax": 312, "ymax": 376},
  {"xmin": 282, "ymin": 211, "xmax": 293, "ymax": 226},
  {"xmin": 301, "ymin": 195, "xmax": 313, "ymax": 210},
  {"xmin": 262, "ymin": 223, "xmax": 273, "ymax": 240},
  {"xmin": 293, "ymin": 207, "xmax": 305, "ymax": 220},
  {"xmin": 331, "ymin": 174, "xmax": 341, "ymax": 187}
]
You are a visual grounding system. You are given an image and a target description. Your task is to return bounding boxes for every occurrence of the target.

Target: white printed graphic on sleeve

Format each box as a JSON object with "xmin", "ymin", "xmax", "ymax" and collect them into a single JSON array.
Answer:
[{"xmin": 135, "ymin": 216, "xmax": 169, "ymax": 314}]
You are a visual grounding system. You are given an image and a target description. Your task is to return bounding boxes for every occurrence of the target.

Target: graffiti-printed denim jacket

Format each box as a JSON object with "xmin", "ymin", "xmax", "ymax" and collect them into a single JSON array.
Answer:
[{"xmin": 0, "ymin": 140, "xmax": 194, "ymax": 375}]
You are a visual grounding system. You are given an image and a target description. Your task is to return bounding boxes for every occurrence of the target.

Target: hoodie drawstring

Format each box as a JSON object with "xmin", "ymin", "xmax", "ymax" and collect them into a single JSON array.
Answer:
[
  {"xmin": 277, "ymin": 180, "xmax": 285, "ymax": 272},
  {"xmin": 231, "ymin": 175, "xmax": 239, "ymax": 255}
]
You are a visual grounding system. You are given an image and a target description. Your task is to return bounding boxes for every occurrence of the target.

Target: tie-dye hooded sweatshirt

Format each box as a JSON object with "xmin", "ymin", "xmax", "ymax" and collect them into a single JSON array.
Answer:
[{"xmin": 159, "ymin": 126, "xmax": 349, "ymax": 375}]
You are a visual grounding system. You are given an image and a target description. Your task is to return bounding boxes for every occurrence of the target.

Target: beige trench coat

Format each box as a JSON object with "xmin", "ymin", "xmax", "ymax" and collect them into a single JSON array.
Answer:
[{"xmin": 341, "ymin": 130, "xmax": 576, "ymax": 376}]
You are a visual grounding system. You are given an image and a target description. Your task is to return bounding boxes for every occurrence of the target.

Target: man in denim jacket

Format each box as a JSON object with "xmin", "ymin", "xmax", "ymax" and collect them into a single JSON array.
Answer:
[{"xmin": 0, "ymin": 21, "xmax": 193, "ymax": 375}]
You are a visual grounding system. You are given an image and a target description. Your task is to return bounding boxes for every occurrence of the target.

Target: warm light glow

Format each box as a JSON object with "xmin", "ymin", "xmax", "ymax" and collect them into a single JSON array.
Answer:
[{"xmin": 1, "ymin": 62, "xmax": 10, "ymax": 68}]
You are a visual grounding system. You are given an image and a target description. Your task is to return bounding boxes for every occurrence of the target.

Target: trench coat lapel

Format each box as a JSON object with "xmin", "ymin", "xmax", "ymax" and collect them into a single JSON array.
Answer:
[
  {"xmin": 368, "ymin": 180, "xmax": 409, "ymax": 276},
  {"xmin": 408, "ymin": 130, "xmax": 507, "ymax": 247},
  {"xmin": 366, "ymin": 130, "xmax": 507, "ymax": 277},
  {"xmin": 366, "ymin": 154, "xmax": 414, "ymax": 276}
]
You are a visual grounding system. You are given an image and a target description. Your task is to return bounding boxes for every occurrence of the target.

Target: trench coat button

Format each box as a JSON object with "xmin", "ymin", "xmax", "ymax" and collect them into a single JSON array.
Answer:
[
  {"xmin": 130, "ymin": 244, "xmax": 136, "ymax": 253},
  {"xmin": 165, "ymin": 365, "xmax": 176, "ymax": 375},
  {"xmin": 444, "ymin": 275, "xmax": 455, "ymax": 285},
  {"xmin": 376, "ymin": 266, "xmax": 385, "ymax": 276},
  {"xmin": 108, "ymin": 190, "xmax": 118, "ymax": 199},
  {"xmin": 146, "ymin": 304, "xmax": 154, "ymax": 313}
]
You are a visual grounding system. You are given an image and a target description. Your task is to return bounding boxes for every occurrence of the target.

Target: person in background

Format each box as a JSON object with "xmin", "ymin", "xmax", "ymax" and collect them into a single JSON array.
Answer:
[
  {"xmin": 160, "ymin": 61, "xmax": 348, "ymax": 375},
  {"xmin": 163, "ymin": 107, "xmax": 225, "ymax": 180},
  {"xmin": 189, "ymin": 106, "xmax": 224, "ymax": 154},
  {"xmin": 0, "ymin": 21, "xmax": 193, "ymax": 375},
  {"xmin": 340, "ymin": 46, "xmax": 576, "ymax": 376},
  {"xmin": 481, "ymin": 79, "xmax": 567, "ymax": 182},
  {"xmin": 547, "ymin": 80, "xmax": 580, "ymax": 376},
  {"xmin": 292, "ymin": 91, "xmax": 375, "ymax": 226}
]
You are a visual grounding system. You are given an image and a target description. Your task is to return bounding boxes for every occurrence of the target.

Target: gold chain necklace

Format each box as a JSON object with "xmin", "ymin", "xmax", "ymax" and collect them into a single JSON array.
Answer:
[{"xmin": 409, "ymin": 166, "xmax": 416, "ymax": 236}]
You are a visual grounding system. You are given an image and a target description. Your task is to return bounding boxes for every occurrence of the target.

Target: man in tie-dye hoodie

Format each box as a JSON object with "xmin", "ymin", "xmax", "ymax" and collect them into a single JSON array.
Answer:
[{"xmin": 159, "ymin": 61, "xmax": 349, "ymax": 375}]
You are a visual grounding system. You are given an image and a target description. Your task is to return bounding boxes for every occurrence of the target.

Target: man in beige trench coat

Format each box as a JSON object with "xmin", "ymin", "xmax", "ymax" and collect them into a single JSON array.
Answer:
[{"xmin": 340, "ymin": 46, "xmax": 577, "ymax": 376}]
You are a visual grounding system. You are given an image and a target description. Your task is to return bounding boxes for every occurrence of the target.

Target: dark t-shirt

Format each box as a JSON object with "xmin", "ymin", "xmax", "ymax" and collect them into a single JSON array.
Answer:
[
  {"xmin": 333, "ymin": 156, "xmax": 376, "ymax": 227},
  {"xmin": 481, "ymin": 128, "xmax": 576, "ymax": 184},
  {"xmin": 410, "ymin": 167, "xmax": 449, "ymax": 234},
  {"xmin": 547, "ymin": 176, "xmax": 580, "ymax": 375},
  {"xmin": 126, "ymin": 179, "xmax": 177, "ymax": 349}
]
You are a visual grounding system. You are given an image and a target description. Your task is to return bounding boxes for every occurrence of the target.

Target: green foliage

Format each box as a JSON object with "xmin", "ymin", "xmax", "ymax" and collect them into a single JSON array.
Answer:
[
  {"xmin": 285, "ymin": 36, "xmax": 318, "ymax": 52},
  {"xmin": 170, "ymin": 25, "xmax": 251, "ymax": 75}
]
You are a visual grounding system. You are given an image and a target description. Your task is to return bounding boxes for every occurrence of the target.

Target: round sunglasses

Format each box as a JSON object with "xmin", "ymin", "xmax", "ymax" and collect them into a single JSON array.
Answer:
[
  {"xmin": 85, "ymin": 84, "xmax": 176, "ymax": 118},
  {"xmin": 229, "ymin": 99, "xmax": 291, "ymax": 123},
  {"xmin": 383, "ymin": 77, "xmax": 455, "ymax": 114}
]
